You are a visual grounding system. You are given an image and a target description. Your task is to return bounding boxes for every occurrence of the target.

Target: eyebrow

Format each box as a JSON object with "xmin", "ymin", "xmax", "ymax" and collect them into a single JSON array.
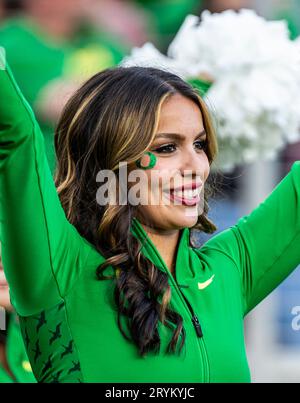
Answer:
[{"xmin": 155, "ymin": 129, "xmax": 206, "ymax": 141}]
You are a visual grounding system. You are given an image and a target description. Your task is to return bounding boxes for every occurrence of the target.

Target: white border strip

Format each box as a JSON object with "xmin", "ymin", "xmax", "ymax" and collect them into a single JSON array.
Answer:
[
  {"xmin": 0, "ymin": 307, "xmax": 6, "ymax": 330},
  {"xmin": 0, "ymin": 47, "xmax": 6, "ymax": 70}
]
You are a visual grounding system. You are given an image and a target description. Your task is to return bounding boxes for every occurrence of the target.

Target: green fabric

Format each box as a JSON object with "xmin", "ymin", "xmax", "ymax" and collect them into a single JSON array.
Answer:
[
  {"xmin": 19, "ymin": 302, "xmax": 82, "ymax": 383},
  {"xmin": 0, "ymin": 314, "xmax": 36, "ymax": 383},
  {"xmin": 135, "ymin": 0, "xmax": 202, "ymax": 49},
  {"xmin": 0, "ymin": 18, "xmax": 128, "ymax": 173},
  {"xmin": 188, "ymin": 78, "xmax": 213, "ymax": 97},
  {"xmin": 272, "ymin": 1, "xmax": 300, "ymax": 40},
  {"xmin": 1, "ymin": 58, "xmax": 300, "ymax": 382}
]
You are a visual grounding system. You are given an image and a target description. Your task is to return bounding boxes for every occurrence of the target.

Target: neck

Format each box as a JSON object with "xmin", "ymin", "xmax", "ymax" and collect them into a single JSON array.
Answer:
[{"xmin": 140, "ymin": 223, "xmax": 181, "ymax": 276}]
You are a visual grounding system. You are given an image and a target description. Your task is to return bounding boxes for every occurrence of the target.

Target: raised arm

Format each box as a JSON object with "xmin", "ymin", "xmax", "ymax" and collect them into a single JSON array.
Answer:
[
  {"xmin": 0, "ymin": 51, "xmax": 91, "ymax": 316},
  {"xmin": 200, "ymin": 161, "xmax": 300, "ymax": 316}
]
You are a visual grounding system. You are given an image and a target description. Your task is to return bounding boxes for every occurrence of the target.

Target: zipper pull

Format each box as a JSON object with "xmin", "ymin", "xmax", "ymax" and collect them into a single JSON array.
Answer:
[{"xmin": 192, "ymin": 315, "xmax": 203, "ymax": 338}]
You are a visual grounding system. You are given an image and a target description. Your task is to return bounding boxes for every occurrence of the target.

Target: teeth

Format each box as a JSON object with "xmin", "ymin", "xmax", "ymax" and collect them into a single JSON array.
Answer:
[{"xmin": 173, "ymin": 189, "xmax": 200, "ymax": 199}]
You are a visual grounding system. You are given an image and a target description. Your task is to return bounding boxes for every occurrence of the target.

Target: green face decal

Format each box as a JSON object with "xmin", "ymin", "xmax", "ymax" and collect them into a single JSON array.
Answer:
[{"xmin": 135, "ymin": 151, "xmax": 157, "ymax": 170}]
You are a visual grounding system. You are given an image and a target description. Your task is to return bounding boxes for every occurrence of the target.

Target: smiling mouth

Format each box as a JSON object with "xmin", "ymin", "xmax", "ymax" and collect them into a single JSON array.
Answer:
[{"xmin": 162, "ymin": 187, "xmax": 202, "ymax": 206}]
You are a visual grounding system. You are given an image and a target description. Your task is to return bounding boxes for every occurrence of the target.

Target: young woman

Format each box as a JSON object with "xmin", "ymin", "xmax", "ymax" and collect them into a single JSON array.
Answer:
[{"xmin": 1, "ymin": 53, "xmax": 300, "ymax": 383}]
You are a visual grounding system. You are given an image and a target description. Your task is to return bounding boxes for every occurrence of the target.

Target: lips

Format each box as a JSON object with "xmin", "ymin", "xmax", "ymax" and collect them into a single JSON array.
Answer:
[
  {"xmin": 163, "ymin": 183, "xmax": 202, "ymax": 206},
  {"xmin": 170, "ymin": 182, "xmax": 202, "ymax": 191},
  {"xmin": 169, "ymin": 190, "xmax": 201, "ymax": 206}
]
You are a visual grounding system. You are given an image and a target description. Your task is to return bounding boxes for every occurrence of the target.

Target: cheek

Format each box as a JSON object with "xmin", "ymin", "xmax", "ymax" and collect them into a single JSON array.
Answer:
[
  {"xmin": 152, "ymin": 155, "xmax": 210, "ymax": 183},
  {"xmin": 150, "ymin": 158, "xmax": 179, "ymax": 182},
  {"xmin": 203, "ymin": 157, "xmax": 210, "ymax": 180},
  {"xmin": 137, "ymin": 154, "xmax": 210, "ymax": 199},
  {"xmin": 191, "ymin": 153, "xmax": 210, "ymax": 183}
]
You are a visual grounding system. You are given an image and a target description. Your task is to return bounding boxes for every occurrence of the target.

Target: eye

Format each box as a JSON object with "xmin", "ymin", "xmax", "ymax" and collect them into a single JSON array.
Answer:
[
  {"xmin": 152, "ymin": 143, "xmax": 177, "ymax": 154},
  {"xmin": 194, "ymin": 139, "xmax": 207, "ymax": 151}
]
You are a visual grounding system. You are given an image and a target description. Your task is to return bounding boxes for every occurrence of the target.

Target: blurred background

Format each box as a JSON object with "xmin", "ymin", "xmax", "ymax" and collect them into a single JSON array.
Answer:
[{"xmin": 0, "ymin": 0, "xmax": 300, "ymax": 383}]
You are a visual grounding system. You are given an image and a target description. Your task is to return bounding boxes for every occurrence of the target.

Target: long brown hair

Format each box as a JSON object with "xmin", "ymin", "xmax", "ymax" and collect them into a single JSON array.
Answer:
[{"xmin": 54, "ymin": 66, "xmax": 218, "ymax": 356}]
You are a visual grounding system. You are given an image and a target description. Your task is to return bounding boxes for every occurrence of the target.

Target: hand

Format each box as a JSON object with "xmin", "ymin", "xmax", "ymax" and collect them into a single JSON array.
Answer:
[
  {"xmin": 197, "ymin": 72, "xmax": 215, "ymax": 83},
  {"xmin": 35, "ymin": 78, "xmax": 80, "ymax": 124},
  {"xmin": 209, "ymin": 0, "xmax": 250, "ymax": 12}
]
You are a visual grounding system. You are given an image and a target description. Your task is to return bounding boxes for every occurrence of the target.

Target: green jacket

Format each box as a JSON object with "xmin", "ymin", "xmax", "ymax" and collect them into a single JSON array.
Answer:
[
  {"xmin": 0, "ymin": 18, "xmax": 128, "ymax": 174},
  {"xmin": 1, "ymin": 56, "xmax": 300, "ymax": 383}
]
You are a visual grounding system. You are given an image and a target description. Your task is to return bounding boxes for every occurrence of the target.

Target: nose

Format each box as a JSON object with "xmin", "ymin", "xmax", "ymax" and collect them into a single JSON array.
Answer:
[{"xmin": 180, "ymin": 146, "xmax": 209, "ymax": 183}]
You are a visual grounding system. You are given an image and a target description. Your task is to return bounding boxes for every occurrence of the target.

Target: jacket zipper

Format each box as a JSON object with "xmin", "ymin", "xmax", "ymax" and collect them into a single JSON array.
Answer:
[
  {"xmin": 131, "ymin": 219, "xmax": 210, "ymax": 381},
  {"xmin": 157, "ymin": 263, "xmax": 210, "ymax": 381},
  {"xmin": 176, "ymin": 283, "xmax": 209, "ymax": 382},
  {"xmin": 177, "ymin": 285, "xmax": 203, "ymax": 338},
  {"xmin": 159, "ymin": 263, "xmax": 210, "ymax": 381}
]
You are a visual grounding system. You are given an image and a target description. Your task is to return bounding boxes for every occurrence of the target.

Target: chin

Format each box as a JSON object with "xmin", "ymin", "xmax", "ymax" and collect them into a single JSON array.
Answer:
[{"xmin": 170, "ymin": 209, "xmax": 200, "ymax": 228}]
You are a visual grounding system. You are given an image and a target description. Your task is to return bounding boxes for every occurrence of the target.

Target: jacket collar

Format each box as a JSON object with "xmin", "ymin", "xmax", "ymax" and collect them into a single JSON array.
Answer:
[{"xmin": 129, "ymin": 216, "xmax": 191, "ymax": 282}]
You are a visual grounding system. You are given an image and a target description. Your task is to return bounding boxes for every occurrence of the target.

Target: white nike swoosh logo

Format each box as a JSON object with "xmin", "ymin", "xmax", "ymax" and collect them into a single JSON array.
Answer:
[{"xmin": 198, "ymin": 274, "xmax": 215, "ymax": 290}]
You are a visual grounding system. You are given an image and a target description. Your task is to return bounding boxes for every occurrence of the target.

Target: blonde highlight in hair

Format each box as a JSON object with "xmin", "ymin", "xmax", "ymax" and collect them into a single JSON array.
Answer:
[{"xmin": 54, "ymin": 66, "xmax": 218, "ymax": 356}]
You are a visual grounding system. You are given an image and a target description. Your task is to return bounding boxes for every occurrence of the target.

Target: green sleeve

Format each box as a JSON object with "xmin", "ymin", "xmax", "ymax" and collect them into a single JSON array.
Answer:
[
  {"xmin": 201, "ymin": 161, "xmax": 300, "ymax": 316},
  {"xmin": 0, "ymin": 53, "xmax": 91, "ymax": 316}
]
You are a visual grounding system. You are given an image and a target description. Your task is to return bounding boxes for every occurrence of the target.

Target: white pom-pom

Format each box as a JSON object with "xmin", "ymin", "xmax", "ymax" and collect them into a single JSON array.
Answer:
[
  {"xmin": 121, "ymin": 42, "xmax": 186, "ymax": 78},
  {"xmin": 121, "ymin": 9, "xmax": 300, "ymax": 171}
]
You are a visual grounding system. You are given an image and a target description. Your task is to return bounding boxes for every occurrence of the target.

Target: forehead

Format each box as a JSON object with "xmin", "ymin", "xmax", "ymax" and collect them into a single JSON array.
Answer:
[{"xmin": 156, "ymin": 93, "xmax": 204, "ymax": 136}]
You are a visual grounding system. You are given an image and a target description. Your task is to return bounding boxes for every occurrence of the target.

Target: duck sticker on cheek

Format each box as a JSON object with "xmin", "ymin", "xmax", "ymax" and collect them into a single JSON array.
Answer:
[{"xmin": 135, "ymin": 151, "xmax": 157, "ymax": 170}]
